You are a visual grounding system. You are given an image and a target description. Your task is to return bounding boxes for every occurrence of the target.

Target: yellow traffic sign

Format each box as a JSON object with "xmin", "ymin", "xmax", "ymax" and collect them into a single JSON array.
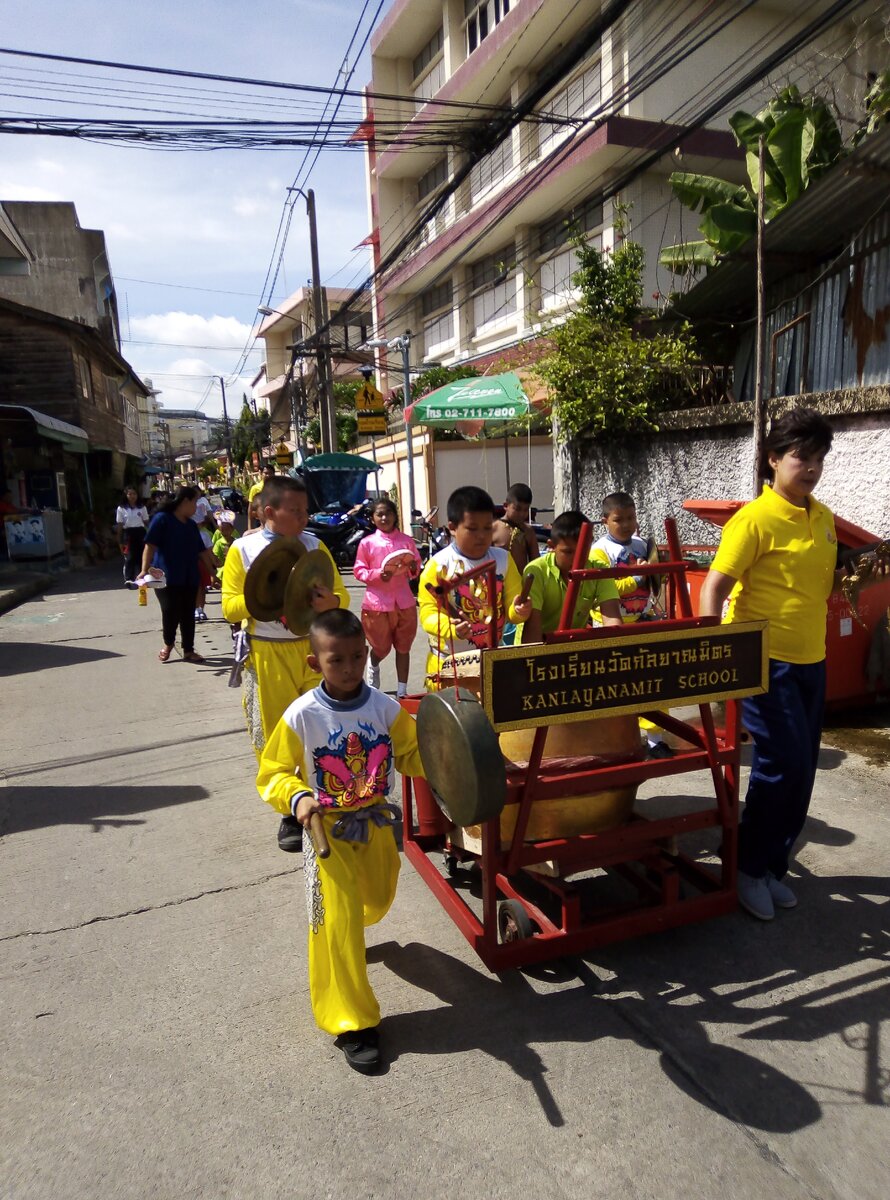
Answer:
[
  {"xmin": 356, "ymin": 382, "xmax": 384, "ymax": 412},
  {"xmin": 357, "ymin": 415, "xmax": 387, "ymax": 434}
]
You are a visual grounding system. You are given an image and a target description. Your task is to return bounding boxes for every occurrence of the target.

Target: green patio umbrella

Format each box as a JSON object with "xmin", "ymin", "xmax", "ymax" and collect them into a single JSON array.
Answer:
[
  {"xmin": 300, "ymin": 452, "xmax": 381, "ymax": 471},
  {"xmin": 405, "ymin": 372, "xmax": 530, "ymax": 428},
  {"xmin": 405, "ymin": 372, "xmax": 533, "ymax": 489}
]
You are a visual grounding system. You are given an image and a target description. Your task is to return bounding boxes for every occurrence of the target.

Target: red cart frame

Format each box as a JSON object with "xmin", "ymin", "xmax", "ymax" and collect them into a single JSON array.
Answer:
[{"xmin": 403, "ymin": 518, "xmax": 751, "ymax": 971}]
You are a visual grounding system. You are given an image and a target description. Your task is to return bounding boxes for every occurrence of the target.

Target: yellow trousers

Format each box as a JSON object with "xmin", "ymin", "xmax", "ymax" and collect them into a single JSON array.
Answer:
[
  {"xmin": 302, "ymin": 816, "xmax": 400, "ymax": 1035},
  {"xmin": 244, "ymin": 638, "xmax": 321, "ymax": 758}
]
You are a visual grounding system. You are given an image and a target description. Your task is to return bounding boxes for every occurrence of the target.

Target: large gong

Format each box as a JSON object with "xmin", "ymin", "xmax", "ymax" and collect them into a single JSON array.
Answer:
[{"xmin": 416, "ymin": 688, "xmax": 506, "ymax": 827}]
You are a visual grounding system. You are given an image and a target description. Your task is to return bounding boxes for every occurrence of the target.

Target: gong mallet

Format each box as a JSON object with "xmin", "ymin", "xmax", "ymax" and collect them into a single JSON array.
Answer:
[{"xmin": 308, "ymin": 812, "xmax": 330, "ymax": 859}]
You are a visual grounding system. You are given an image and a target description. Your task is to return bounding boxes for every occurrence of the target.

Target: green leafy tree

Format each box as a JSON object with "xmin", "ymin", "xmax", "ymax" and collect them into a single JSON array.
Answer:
[
  {"xmin": 851, "ymin": 69, "xmax": 890, "ymax": 147},
  {"xmin": 540, "ymin": 232, "xmax": 696, "ymax": 439},
  {"xmin": 199, "ymin": 457, "xmax": 221, "ymax": 482},
  {"xmin": 661, "ymin": 87, "xmax": 843, "ymax": 273},
  {"xmin": 304, "ymin": 379, "xmax": 363, "ymax": 451},
  {"xmin": 230, "ymin": 401, "xmax": 271, "ymax": 468}
]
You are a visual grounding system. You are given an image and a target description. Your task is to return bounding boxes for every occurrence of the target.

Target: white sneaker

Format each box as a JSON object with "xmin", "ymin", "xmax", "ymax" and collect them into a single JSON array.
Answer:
[
  {"xmin": 366, "ymin": 661, "xmax": 380, "ymax": 689},
  {"xmin": 766, "ymin": 872, "xmax": 798, "ymax": 909},
  {"xmin": 738, "ymin": 871, "xmax": 774, "ymax": 921}
]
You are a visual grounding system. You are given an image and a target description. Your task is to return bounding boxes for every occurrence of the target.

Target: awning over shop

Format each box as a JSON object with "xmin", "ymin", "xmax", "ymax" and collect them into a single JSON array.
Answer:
[{"xmin": 0, "ymin": 404, "xmax": 89, "ymax": 453}]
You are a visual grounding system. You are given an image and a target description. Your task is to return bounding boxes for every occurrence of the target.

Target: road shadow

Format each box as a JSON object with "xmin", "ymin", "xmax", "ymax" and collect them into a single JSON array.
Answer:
[
  {"xmin": 588, "ymin": 867, "xmax": 890, "ymax": 1114},
  {"xmin": 372, "ymin": 939, "xmax": 820, "ymax": 1132},
  {"xmin": 0, "ymin": 641, "xmax": 123, "ymax": 676},
  {"xmin": 38, "ymin": 561, "xmax": 125, "ymax": 598},
  {"xmin": 0, "ymin": 783, "xmax": 210, "ymax": 835}
]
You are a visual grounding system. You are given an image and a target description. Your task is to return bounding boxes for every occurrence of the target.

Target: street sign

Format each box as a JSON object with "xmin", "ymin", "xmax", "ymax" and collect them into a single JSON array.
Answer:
[
  {"xmin": 275, "ymin": 441, "xmax": 291, "ymax": 468},
  {"xmin": 357, "ymin": 415, "xmax": 387, "ymax": 434},
  {"xmin": 356, "ymin": 382, "xmax": 385, "ymax": 413}
]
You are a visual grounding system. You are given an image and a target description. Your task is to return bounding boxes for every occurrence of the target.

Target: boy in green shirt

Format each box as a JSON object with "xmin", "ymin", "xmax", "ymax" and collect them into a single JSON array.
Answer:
[{"xmin": 519, "ymin": 511, "xmax": 622, "ymax": 642}]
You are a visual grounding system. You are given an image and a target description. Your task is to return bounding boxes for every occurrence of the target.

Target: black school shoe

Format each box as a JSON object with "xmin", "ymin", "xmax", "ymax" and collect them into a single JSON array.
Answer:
[
  {"xmin": 277, "ymin": 815, "xmax": 303, "ymax": 852},
  {"xmin": 647, "ymin": 741, "xmax": 675, "ymax": 759},
  {"xmin": 336, "ymin": 1027, "xmax": 381, "ymax": 1074}
]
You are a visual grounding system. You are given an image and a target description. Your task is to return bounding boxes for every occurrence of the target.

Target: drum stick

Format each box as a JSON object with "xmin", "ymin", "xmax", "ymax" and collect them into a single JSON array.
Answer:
[
  {"xmin": 519, "ymin": 572, "xmax": 534, "ymax": 605},
  {"xmin": 308, "ymin": 812, "xmax": 330, "ymax": 859}
]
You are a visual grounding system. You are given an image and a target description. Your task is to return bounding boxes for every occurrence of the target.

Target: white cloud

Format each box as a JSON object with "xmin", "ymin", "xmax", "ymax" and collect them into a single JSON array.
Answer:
[
  {"xmin": 0, "ymin": 0, "xmax": 376, "ymax": 421},
  {"xmin": 128, "ymin": 311, "xmax": 255, "ymax": 348}
]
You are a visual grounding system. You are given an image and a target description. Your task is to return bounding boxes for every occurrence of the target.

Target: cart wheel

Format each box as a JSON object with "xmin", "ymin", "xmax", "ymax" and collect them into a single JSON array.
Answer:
[
  {"xmin": 498, "ymin": 899, "xmax": 534, "ymax": 943},
  {"xmin": 443, "ymin": 852, "xmax": 460, "ymax": 877}
]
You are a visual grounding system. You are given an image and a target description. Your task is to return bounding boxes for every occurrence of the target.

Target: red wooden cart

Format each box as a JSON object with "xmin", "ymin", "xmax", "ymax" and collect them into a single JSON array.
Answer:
[{"xmin": 401, "ymin": 518, "xmax": 767, "ymax": 971}]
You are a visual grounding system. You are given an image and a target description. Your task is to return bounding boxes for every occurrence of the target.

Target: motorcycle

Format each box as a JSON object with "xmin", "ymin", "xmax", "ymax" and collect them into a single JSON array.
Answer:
[
  {"xmin": 412, "ymin": 507, "xmax": 451, "ymax": 563},
  {"xmin": 409, "ymin": 507, "xmax": 451, "ymax": 594},
  {"xmin": 306, "ymin": 501, "xmax": 375, "ymax": 569}
]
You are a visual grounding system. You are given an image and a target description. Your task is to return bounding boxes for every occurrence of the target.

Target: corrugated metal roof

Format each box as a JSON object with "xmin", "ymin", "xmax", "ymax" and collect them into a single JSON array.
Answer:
[{"xmin": 667, "ymin": 123, "xmax": 890, "ymax": 321}]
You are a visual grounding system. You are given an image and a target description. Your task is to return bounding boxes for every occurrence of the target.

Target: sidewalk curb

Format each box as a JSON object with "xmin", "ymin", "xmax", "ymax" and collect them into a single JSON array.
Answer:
[{"xmin": 0, "ymin": 573, "xmax": 54, "ymax": 616}]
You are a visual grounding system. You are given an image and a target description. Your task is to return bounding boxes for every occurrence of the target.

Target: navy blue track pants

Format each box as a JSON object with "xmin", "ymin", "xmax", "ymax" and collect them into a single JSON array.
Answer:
[{"xmin": 739, "ymin": 658, "xmax": 826, "ymax": 881}]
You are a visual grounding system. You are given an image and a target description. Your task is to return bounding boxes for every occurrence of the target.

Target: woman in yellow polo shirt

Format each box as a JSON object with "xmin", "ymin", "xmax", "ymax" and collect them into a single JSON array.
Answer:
[{"xmin": 699, "ymin": 408, "xmax": 841, "ymax": 922}]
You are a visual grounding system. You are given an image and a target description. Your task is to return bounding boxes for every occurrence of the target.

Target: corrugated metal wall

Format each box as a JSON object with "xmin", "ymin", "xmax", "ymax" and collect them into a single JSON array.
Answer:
[{"xmin": 735, "ymin": 209, "xmax": 890, "ymax": 400}]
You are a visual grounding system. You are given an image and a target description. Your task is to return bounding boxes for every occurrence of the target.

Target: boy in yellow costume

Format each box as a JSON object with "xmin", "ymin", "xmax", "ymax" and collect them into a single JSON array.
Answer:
[
  {"xmin": 257, "ymin": 609, "xmax": 424, "ymax": 1074},
  {"xmin": 418, "ymin": 485, "xmax": 531, "ymax": 687},
  {"xmin": 222, "ymin": 475, "xmax": 348, "ymax": 851}
]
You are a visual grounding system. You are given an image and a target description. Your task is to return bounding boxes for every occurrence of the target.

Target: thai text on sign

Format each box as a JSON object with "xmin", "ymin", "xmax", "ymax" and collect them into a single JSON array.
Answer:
[{"xmin": 480, "ymin": 621, "xmax": 767, "ymax": 731}]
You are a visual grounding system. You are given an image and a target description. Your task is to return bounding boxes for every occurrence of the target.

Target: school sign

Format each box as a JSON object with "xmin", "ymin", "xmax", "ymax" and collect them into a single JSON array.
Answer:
[{"xmin": 480, "ymin": 621, "xmax": 767, "ymax": 731}]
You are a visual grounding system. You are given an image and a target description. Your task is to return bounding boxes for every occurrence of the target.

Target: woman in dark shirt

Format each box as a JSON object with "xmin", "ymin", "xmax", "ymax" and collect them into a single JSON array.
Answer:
[{"xmin": 141, "ymin": 487, "xmax": 219, "ymax": 663}]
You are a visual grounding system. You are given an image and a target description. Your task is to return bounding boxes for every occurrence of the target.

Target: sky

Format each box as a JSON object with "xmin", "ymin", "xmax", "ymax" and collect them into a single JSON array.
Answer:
[{"xmin": 0, "ymin": 0, "xmax": 376, "ymax": 417}]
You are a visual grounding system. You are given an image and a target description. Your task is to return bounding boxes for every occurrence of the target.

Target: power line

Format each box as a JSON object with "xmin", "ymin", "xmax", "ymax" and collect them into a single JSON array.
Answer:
[{"xmin": 0, "ymin": 45, "xmax": 538, "ymax": 117}]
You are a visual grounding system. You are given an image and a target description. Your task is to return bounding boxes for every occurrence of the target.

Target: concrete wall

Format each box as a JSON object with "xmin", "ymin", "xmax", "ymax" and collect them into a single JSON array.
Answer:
[
  {"xmin": 356, "ymin": 431, "xmax": 555, "ymax": 527},
  {"xmin": 431, "ymin": 437, "xmax": 554, "ymax": 516},
  {"xmin": 555, "ymin": 392, "xmax": 890, "ymax": 547}
]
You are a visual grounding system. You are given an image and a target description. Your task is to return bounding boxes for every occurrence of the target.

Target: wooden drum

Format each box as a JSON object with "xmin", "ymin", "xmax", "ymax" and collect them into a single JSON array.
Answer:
[{"xmin": 466, "ymin": 715, "xmax": 643, "ymax": 845}]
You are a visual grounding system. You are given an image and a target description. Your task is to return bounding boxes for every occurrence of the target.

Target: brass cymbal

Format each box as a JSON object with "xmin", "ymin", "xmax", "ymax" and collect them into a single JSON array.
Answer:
[
  {"xmin": 243, "ymin": 537, "xmax": 306, "ymax": 621},
  {"xmin": 282, "ymin": 548, "xmax": 335, "ymax": 636}
]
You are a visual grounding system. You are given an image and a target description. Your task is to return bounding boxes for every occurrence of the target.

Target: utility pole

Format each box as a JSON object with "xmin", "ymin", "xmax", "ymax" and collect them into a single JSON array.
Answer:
[
  {"xmin": 752, "ymin": 135, "xmax": 766, "ymax": 498},
  {"xmin": 306, "ymin": 189, "xmax": 338, "ymax": 455},
  {"xmin": 399, "ymin": 331, "xmax": 416, "ymax": 520},
  {"xmin": 218, "ymin": 375, "xmax": 234, "ymax": 483}
]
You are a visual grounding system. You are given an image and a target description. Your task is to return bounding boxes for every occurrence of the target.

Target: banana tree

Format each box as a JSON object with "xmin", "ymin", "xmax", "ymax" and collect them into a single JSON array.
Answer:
[{"xmin": 660, "ymin": 87, "xmax": 843, "ymax": 275}]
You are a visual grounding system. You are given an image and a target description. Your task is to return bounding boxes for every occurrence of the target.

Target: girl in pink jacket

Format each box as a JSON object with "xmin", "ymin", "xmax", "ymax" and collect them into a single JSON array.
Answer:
[{"xmin": 353, "ymin": 498, "xmax": 422, "ymax": 696}]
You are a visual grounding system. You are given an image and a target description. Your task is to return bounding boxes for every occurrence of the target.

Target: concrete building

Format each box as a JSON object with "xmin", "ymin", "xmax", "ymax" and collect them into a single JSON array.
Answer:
[
  {"xmin": 135, "ymin": 377, "xmax": 165, "ymax": 462},
  {"xmin": 0, "ymin": 201, "xmax": 150, "ymax": 509},
  {"xmin": 0, "ymin": 201, "xmax": 121, "ymax": 350},
  {"xmin": 156, "ymin": 407, "xmax": 217, "ymax": 457},
  {"xmin": 362, "ymin": 1, "xmax": 881, "ymax": 378},
  {"xmin": 255, "ymin": 287, "xmax": 372, "ymax": 450}
]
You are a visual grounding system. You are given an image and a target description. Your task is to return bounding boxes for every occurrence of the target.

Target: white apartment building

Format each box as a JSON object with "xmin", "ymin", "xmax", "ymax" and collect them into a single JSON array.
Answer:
[
  {"xmin": 255, "ymin": 286, "xmax": 372, "ymax": 447},
  {"xmin": 362, "ymin": 0, "xmax": 880, "ymax": 382}
]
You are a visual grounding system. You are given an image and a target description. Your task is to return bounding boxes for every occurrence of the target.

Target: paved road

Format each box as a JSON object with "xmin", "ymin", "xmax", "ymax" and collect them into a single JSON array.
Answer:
[{"xmin": 2, "ymin": 563, "xmax": 888, "ymax": 1199}]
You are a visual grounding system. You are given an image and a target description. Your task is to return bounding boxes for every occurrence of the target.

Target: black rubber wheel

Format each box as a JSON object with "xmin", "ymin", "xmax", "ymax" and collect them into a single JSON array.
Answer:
[
  {"xmin": 443, "ymin": 853, "xmax": 460, "ymax": 877},
  {"xmin": 498, "ymin": 899, "xmax": 534, "ymax": 943}
]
